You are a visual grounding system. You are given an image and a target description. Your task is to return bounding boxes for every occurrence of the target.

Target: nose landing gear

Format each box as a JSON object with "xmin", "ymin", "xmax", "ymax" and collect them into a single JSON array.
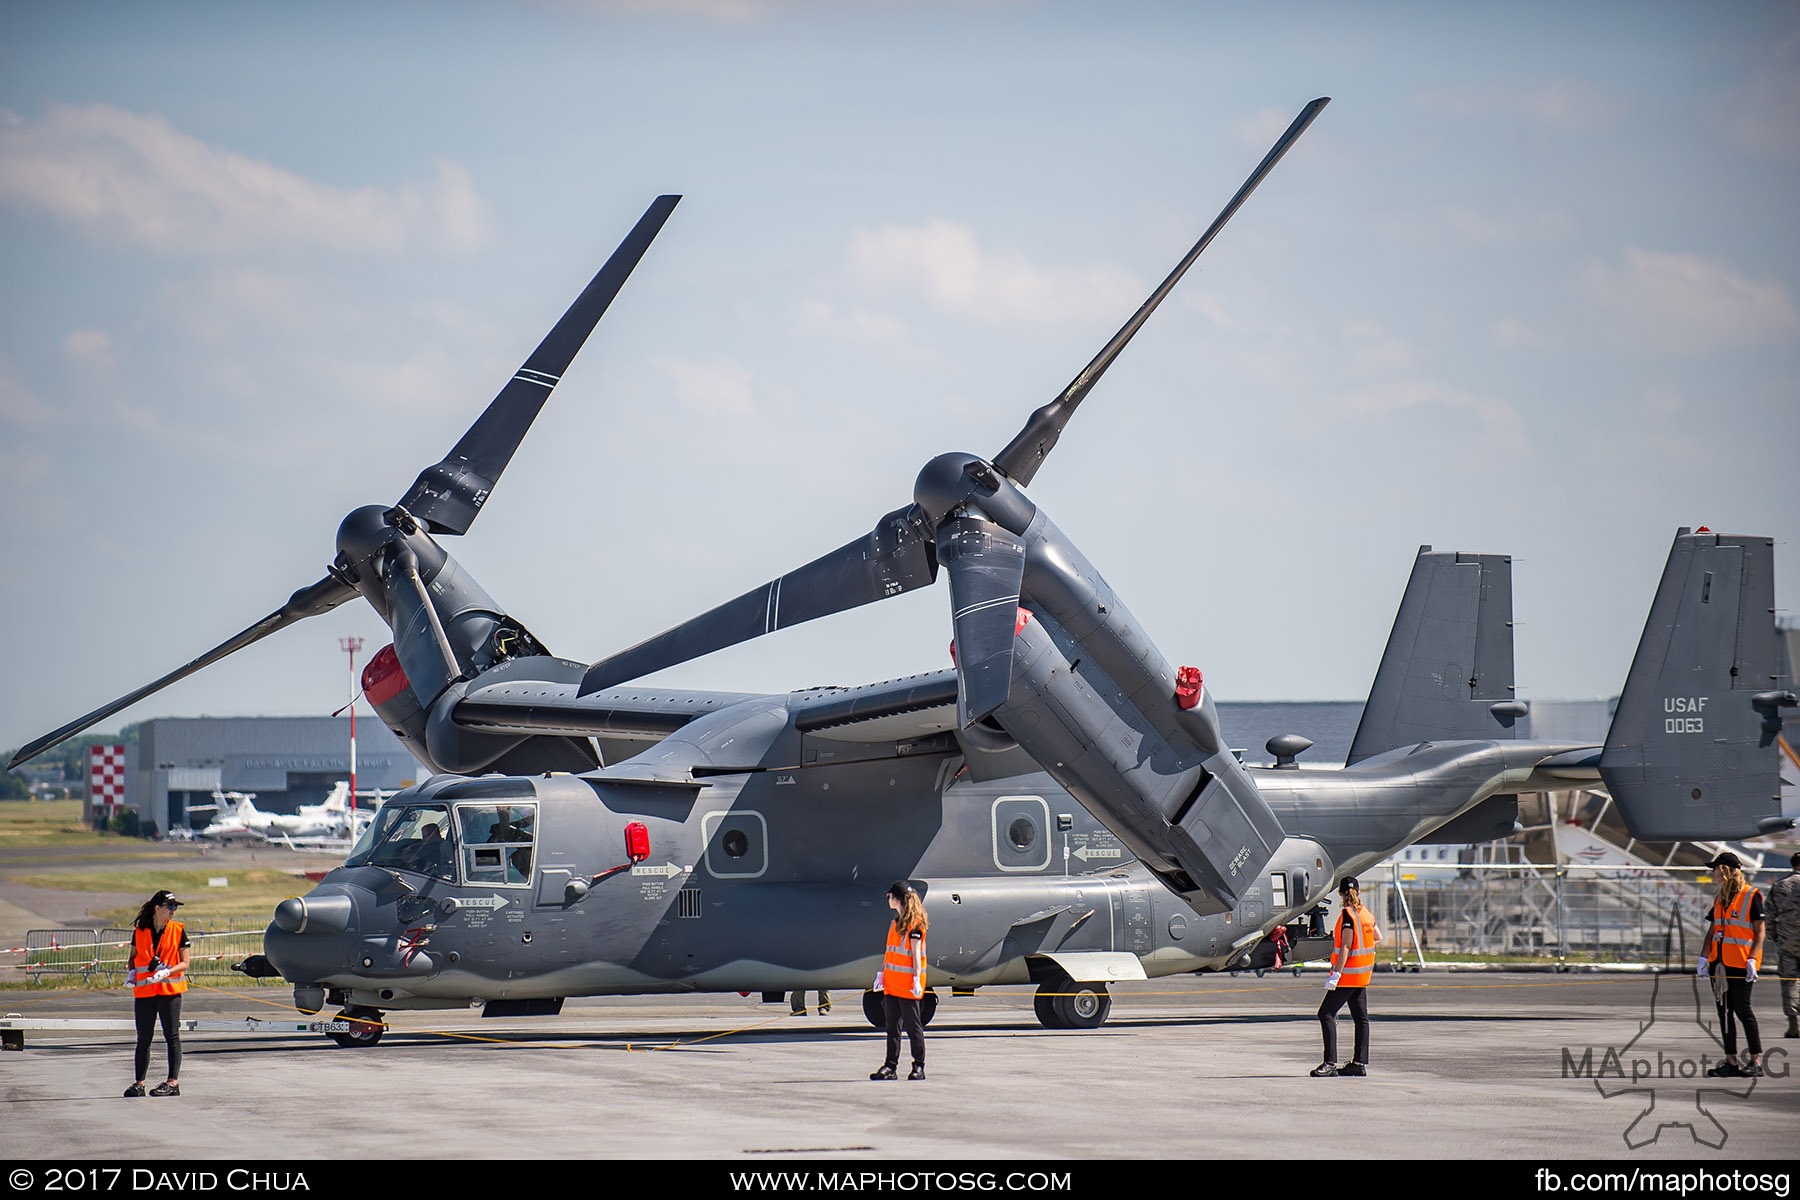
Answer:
[{"xmin": 329, "ymin": 1006, "xmax": 386, "ymax": 1047}]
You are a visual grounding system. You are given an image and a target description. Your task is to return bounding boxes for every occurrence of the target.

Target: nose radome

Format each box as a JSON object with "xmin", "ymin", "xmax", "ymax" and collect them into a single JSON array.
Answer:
[{"xmin": 272, "ymin": 892, "xmax": 354, "ymax": 934}]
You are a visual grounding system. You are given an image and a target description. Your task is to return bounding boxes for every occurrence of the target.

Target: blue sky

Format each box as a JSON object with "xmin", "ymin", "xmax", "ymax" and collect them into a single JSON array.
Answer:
[{"xmin": 2, "ymin": 0, "xmax": 1797, "ymax": 757}]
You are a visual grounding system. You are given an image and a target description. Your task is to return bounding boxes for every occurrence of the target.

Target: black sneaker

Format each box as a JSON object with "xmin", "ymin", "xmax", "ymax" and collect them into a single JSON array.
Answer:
[
  {"xmin": 123, "ymin": 1084, "xmax": 146, "ymax": 1098},
  {"xmin": 869, "ymin": 1065, "xmax": 897, "ymax": 1081},
  {"xmin": 1309, "ymin": 1063, "xmax": 1339, "ymax": 1078},
  {"xmin": 149, "ymin": 1082, "xmax": 180, "ymax": 1097},
  {"xmin": 1340, "ymin": 1062, "xmax": 1367, "ymax": 1077},
  {"xmin": 1704, "ymin": 1060, "xmax": 1741, "ymax": 1078},
  {"xmin": 907, "ymin": 1064, "xmax": 926, "ymax": 1081},
  {"xmin": 1740, "ymin": 1062, "xmax": 1763, "ymax": 1078}
]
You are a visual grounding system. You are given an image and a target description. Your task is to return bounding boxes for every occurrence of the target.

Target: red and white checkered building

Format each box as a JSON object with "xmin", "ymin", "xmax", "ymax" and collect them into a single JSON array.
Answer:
[{"xmin": 89, "ymin": 744, "xmax": 126, "ymax": 812}]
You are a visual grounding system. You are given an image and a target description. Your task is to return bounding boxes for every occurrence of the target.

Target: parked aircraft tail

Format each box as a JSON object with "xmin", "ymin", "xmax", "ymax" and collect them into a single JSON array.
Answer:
[
  {"xmin": 1347, "ymin": 548, "xmax": 1523, "ymax": 765},
  {"xmin": 1600, "ymin": 528, "xmax": 1796, "ymax": 840}
]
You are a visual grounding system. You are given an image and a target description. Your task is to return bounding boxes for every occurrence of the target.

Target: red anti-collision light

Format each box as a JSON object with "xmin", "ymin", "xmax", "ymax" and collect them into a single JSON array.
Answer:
[
  {"xmin": 1175, "ymin": 665, "xmax": 1204, "ymax": 710},
  {"xmin": 624, "ymin": 821, "xmax": 650, "ymax": 864}
]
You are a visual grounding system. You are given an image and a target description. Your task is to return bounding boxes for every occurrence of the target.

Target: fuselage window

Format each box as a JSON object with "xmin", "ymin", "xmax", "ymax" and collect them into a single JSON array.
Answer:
[
  {"xmin": 458, "ymin": 803, "xmax": 536, "ymax": 885},
  {"xmin": 1007, "ymin": 817, "xmax": 1036, "ymax": 852}
]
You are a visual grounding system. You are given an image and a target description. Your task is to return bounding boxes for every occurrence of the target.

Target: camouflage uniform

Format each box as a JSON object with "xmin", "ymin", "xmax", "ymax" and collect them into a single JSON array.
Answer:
[{"xmin": 1768, "ymin": 860, "xmax": 1800, "ymax": 1036}]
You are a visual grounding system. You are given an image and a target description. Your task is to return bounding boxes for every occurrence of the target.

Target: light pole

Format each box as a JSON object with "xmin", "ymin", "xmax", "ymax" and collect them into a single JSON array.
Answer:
[{"xmin": 340, "ymin": 636, "xmax": 364, "ymax": 822}]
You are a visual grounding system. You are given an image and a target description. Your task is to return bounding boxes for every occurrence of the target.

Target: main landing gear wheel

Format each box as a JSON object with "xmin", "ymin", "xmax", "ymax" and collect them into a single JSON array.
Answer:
[
  {"xmin": 1034, "ymin": 975, "xmax": 1111, "ymax": 1030},
  {"xmin": 329, "ymin": 1006, "xmax": 385, "ymax": 1048},
  {"xmin": 860, "ymin": 990, "xmax": 939, "ymax": 1028}
]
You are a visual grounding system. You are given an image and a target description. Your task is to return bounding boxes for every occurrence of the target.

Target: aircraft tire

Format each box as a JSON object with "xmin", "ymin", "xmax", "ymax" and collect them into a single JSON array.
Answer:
[
  {"xmin": 1051, "ymin": 982, "xmax": 1110, "ymax": 1030},
  {"xmin": 1033, "ymin": 992, "xmax": 1067, "ymax": 1029},
  {"xmin": 920, "ymin": 990, "xmax": 938, "ymax": 1026},
  {"xmin": 329, "ymin": 1006, "xmax": 385, "ymax": 1048}
]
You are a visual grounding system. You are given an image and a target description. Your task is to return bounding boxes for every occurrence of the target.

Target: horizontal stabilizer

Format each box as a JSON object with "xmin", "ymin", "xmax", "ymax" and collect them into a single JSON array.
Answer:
[
  {"xmin": 1599, "ymin": 529, "xmax": 1795, "ymax": 840},
  {"xmin": 1348, "ymin": 548, "xmax": 1520, "ymax": 765}
]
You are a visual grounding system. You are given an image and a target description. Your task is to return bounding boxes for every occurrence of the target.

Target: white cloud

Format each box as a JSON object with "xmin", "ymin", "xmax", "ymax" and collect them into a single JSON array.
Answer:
[
  {"xmin": 62, "ymin": 329, "xmax": 114, "ymax": 371},
  {"xmin": 0, "ymin": 354, "xmax": 59, "ymax": 431},
  {"xmin": 1341, "ymin": 320, "xmax": 1417, "ymax": 376},
  {"xmin": 1491, "ymin": 317, "xmax": 1553, "ymax": 349},
  {"xmin": 1578, "ymin": 247, "xmax": 1800, "ymax": 352},
  {"xmin": 1713, "ymin": 60, "xmax": 1800, "ymax": 161},
  {"xmin": 789, "ymin": 299, "xmax": 911, "ymax": 348},
  {"xmin": 0, "ymin": 104, "xmax": 496, "ymax": 256},
  {"xmin": 1414, "ymin": 81, "xmax": 1629, "ymax": 133},
  {"xmin": 1437, "ymin": 203, "xmax": 1576, "ymax": 246},
  {"xmin": 844, "ymin": 219, "xmax": 1143, "ymax": 324},
  {"xmin": 1338, "ymin": 377, "xmax": 1529, "ymax": 457},
  {"xmin": 652, "ymin": 355, "xmax": 757, "ymax": 417}
]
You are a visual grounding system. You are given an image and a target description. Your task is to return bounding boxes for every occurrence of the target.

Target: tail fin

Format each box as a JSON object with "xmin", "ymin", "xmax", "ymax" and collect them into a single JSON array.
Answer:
[
  {"xmin": 1600, "ymin": 528, "xmax": 1796, "ymax": 840},
  {"xmin": 1347, "ymin": 548, "xmax": 1522, "ymax": 764}
]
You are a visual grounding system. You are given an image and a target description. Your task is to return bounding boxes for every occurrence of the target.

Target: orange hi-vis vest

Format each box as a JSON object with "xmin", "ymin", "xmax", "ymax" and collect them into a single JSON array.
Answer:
[
  {"xmin": 1709, "ymin": 887, "xmax": 1763, "ymax": 971},
  {"xmin": 882, "ymin": 921, "xmax": 926, "ymax": 998},
  {"xmin": 1334, "ymin": 904, "xmax": 1379, "ymax": 988},
  {"xmin": 130, "ymin": 922, "xmax": 187, "ymax": 998}
]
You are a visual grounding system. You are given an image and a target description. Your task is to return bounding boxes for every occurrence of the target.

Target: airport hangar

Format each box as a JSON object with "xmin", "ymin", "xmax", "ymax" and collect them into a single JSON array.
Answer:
[{"xmin": 100, "ymin": 716, "xmax": 417, "ymax": 836}]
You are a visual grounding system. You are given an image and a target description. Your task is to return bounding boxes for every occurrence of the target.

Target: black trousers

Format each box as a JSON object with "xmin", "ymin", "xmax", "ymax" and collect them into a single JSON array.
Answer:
[
  {"xmin": 1715, "ymin": 967, "xmax": 1762, "ymax": 1056},
  {"xmin": 134, "ymin": 993, "xmax": 182, "ymax": 1081},
  {"xmin": 1318, "ymin": 986, "xmax": 1369, "ymax": 1065},
  {"xmin": 883, "ymin": 994, "xmax": 925, "ymax": 1069}
]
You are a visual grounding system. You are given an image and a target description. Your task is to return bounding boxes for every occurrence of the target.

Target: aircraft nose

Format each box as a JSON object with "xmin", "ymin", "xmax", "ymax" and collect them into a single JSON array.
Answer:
[{"xmin": 272, "ymin": 891, "xmax": 355, "ymax": 934}]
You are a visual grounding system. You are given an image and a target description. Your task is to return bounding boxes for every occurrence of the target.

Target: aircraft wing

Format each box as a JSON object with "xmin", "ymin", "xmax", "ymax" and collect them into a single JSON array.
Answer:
[{"xmin": 449, "ymin": 659, "xmax": 769, "ymax": 764}]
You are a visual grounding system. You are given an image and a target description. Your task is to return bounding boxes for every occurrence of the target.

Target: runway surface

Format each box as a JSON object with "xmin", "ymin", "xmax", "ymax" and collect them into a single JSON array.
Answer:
[{"xmin": 3, "ymin": 969, "xmax": 1794, "ymax": 1165}]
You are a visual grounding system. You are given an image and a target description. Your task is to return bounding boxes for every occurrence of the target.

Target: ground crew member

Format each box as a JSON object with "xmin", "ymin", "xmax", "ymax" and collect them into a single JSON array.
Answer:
[
  {"xmin": 1699, "ymin": 852, "xmax": 1766, "ymax": 1076},
  {"xmin": 1769, "ymin": 851, "xmax": 1800, "ymax": 1040},
  {"xmin": 870, "ymin": 881, "xmax": 929, "ymax": 1081},
  {"xmin": 1312, "ymin": 875, "xmax": 1381, "ymax": 1078},
  {"xmin": 124, "ymin": 889, "xmax": 190, "ymax": 1098}
]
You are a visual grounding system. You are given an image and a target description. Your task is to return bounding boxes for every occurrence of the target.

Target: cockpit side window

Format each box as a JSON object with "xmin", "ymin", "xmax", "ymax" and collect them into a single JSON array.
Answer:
[
  {"xmin": 457, "ymin": 803, "xmax": 536, "ymax": 886},
  {"xmin": 359, "ymin": 804, "xmax": 455, "ymax": 881}
]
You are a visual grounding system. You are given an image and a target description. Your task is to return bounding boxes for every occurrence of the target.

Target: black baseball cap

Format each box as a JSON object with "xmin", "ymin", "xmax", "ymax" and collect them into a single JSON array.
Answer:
[
  {"xmin": 151, "ymin": 889, "xmax": 183, "ymax": 909},
  {"xmin": 1338, "ymin": 876, "xmax": 1360, "ymax": 894},
  {"xmin": 1704, "ymin": 852, "xmax": 1741, "ymax": 870}
]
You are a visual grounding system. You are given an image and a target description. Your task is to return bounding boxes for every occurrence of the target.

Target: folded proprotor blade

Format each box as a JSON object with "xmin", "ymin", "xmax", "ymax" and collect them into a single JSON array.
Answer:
[{"xmin": 399, "ymin": 194, "xmax": 682, "ymax": 535}]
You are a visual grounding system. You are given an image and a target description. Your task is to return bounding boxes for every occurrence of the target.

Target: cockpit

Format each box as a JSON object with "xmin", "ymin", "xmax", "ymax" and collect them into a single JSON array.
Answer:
[{"xmin": 345, "ymin": 801, "xmax": 536, "ymax": 885}]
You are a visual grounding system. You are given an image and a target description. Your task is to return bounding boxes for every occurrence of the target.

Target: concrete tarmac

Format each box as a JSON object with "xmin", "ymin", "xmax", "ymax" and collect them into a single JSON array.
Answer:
[{"xmin": 2, "ymin": 969, "xmax": 1795, "ymax": 1164}]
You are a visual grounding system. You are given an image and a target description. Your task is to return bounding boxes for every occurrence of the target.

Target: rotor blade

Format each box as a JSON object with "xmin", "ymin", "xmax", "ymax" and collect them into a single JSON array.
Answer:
[
  {"xmin": 578, "ymin": 505, "xmax": 936, "ymax": 695},
  {"xmin": 398, "ymin": 194, "xmax": 682, "ymax": 535},
  {"xmin": 939, "ymin": 517, "xmax": 1027, "ymax": 727},
  {"xmin": 993, "ymin": 97, "xmax": 1330, "ymax": 487},
  {"xmin": 7, "ymin": 575, "xmax": 356, "ymax": 768}
]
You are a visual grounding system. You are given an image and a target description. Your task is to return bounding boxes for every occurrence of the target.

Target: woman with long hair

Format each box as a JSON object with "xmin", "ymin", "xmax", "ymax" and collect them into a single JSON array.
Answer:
[
  {"xmin": 124, "ymin": 889, "xmax": 190, "ymax": 1098},
  {"xmin": 1698, "ymin": 852, "xmax": 1766, "ymax": 1077},
  {"xmin": 870, "ymin": 881, "xmax": 929, "ymax": 1081},
  {"xmin": 1312, "ymin": 875, "xmax": 1382, "ymax": 1078}
]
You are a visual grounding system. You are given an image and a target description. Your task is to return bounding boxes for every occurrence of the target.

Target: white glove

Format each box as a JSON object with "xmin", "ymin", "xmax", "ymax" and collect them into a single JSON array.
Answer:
[
  {"xmin": 912, "ymin": 982, "xmax": 924, "ymax": 1000},
  {"xmin": 872, "ymin": 974, "xmax": 883, "ymax": 993},
  {"xmin": 1745, "ymin": 961, "xmax": 1757, "ymax": 984},
  {"xmin": 1325, "ymin": 971, "xmax": 1342, "ymax": 989},
  {"xmin": 1695, "ymin": 956, "xmax": 1709, "ymax": 979},
  {"xmin": 149, "ymin": 967, "xmax": 171, "ymax": 984}
]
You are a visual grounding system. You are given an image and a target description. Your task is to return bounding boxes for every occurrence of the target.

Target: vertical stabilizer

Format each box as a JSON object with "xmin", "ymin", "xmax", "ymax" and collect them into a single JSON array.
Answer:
[
  {"xmin": 1599, "ymin": 529, "xmax": 1796, "ymax": 840},
  {"xmin": 1348, "ymin": 548, "xmax": 1520, "ymax": 764}
]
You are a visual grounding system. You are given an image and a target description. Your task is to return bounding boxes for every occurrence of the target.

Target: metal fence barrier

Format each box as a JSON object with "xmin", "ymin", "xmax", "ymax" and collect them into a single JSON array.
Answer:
[
  {"xmin": 20, "ymin": 928, "xmax": 277, "ymax": 986},
  {"xmin": 1369, "ymin": 862, "xmax": 1789, "ymax": 968}
]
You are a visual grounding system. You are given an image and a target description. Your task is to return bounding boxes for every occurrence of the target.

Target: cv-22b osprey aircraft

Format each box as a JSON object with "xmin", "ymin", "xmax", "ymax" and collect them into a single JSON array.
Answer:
[{"xmin": 13, "ymin": 99, "xmax": 1794, "ymax": 1047}]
